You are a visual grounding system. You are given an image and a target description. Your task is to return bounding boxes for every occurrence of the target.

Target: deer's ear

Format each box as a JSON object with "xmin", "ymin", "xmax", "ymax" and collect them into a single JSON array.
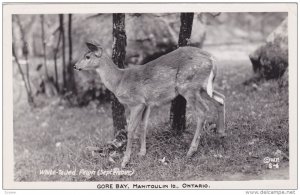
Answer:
[
  {"xmin": 86, "ymin": 42, "xmax": 98, "ymax": 52},
  {"xmin": 86, "ymin": 42, "xmax": 103, "ymax": 57}
]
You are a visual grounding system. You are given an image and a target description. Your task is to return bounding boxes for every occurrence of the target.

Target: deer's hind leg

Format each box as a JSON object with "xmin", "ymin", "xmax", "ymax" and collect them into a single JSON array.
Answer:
[
  {"xmin": 185, "ymin": 92, "xmax": 208, "ymax": 158},
  {"xmin": 212, "ymin": 90, "xmax": 226, "ymax": 137},
  {"xmin": 200, "ymin": 89, "xmax": 226, "ymax": 137}
]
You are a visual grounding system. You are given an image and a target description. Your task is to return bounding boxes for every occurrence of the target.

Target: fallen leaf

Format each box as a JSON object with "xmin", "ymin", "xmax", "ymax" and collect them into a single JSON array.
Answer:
[
  {"xmin": 55, "ymin": 142, "xmax": 61, "ymax": 147},
  {"xmin": 213, "ymin": 154, "xmax": 223, "ymax": 158},
  {"xmin": 41, "ymin": 122, "xmax": 48, "ymax": 127},
  {"xmin": 247, "ymin": 138, "xmax": 259, "ymax": 146},
  {"xmin": 159, "ymin": 157, "xmax": 168, "ymax": 165}
]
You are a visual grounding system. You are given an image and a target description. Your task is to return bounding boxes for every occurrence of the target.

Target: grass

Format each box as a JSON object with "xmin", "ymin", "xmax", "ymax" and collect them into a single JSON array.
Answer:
[{"xmin": 13, "ymin": 57, "xmax": 289, "ymax": 181}]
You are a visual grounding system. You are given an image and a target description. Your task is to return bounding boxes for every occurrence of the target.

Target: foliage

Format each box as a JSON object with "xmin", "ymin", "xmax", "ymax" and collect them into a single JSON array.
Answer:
[{"xmin": 12, "ymin": 13, "xmax": 287, "ymax": 106}]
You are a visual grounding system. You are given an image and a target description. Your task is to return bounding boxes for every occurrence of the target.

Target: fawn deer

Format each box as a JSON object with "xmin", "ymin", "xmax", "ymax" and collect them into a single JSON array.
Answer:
[{"xmin": 74, "ymin": 42, "xmax": 226, "ymax": 168}]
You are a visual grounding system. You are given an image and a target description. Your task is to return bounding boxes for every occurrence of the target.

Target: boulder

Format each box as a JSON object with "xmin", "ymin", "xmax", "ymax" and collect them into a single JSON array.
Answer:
[{"xmin": 249, "ymin": 18, "xmax": 288, "ymax": 79}]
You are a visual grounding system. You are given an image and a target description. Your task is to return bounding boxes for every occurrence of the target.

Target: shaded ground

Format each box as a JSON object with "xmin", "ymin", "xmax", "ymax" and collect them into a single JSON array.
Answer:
[{"xmin": 13, "ymin": 44, "xmax": 289, "ymax": 181}]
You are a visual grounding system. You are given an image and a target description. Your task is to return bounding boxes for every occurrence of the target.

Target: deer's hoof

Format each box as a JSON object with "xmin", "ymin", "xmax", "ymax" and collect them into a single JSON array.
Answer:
[
  {"xmin": 218, "ymin": 132, "xmax": 227, "ymax": 138},
  {"xmin": 121, "ymin": 156, "xmax": 130, "ymax": 168},
  {"xmin": 187, "ymin": 149, "xmax": 196, "ymax": 158},
  {"xmin": 121, "ymin": 161, "xmax": 127, "ymax": 168},
  {"xmin": 138, "ymin": 150, "xmax": 146, "ymax": 157}
]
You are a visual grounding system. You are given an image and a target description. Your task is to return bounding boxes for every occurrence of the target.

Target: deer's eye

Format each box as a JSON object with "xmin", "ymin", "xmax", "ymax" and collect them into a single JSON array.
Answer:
[{"xmin": 85, "ymin": 56, "xmax": 90, "ymax": 60}]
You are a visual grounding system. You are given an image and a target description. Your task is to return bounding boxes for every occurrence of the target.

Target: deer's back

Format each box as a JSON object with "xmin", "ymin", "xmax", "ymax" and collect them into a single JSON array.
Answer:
[{"xmin": 116, "ymin": 47, "xmax": 215, "ymax": 106}]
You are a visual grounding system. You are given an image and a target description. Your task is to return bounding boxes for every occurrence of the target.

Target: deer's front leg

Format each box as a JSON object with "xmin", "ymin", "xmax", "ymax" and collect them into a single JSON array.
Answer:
[{"xmin": 121, "ymin": 104, "xmax": 145, "ymax": 168}]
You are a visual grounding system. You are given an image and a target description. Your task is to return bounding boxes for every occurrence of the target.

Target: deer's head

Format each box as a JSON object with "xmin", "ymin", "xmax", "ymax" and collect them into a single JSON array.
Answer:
[{"xmin": 74, "ymin": 42, "xmax": 103, "ymax": 71}]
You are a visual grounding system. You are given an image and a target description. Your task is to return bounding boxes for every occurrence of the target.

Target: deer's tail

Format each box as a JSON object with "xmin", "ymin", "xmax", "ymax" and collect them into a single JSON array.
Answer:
[{"xmin": 205, "ymin": 62, "xmax": 217, "ymax": 98}]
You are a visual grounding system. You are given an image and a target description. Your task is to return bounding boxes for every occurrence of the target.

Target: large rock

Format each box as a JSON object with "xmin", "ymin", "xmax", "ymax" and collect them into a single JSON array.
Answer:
[{"xmin": 249, "ymin": 18, "xmax": 288, "ymax": 79}]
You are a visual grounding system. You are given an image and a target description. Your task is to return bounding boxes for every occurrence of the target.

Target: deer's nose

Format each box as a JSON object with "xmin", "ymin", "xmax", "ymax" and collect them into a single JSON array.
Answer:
[{"xmin": 73, "ymin": 65, "xmax": 82, "ymax": 71}]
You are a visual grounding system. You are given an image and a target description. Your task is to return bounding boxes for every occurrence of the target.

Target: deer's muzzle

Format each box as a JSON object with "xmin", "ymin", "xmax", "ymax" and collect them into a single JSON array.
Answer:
[{"xmin": 73, "ymin": 65, "xmax": 82, "ymax": 71}]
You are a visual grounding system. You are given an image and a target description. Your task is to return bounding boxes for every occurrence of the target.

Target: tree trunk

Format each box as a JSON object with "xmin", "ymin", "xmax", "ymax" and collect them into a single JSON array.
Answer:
[
  {"xmin": 111, "ymin": 13, "xmax": 127, "ymax": 135},
  {"xmin": 170, "ymin": 13, "xmax": 194, "ymax": 135},
  {"xmin": 59, "ymin": 14, "xmax": 66, "ymax": 93},
  {"xmin": 40, "ymin": 14, "xmax": 49, "ymax": 79},
  {"xmin": 12, "ymin": 43, "xmax": 34, "ymax": 105},
  {"xmin": 53, "ymin": 18, "xmax": 61, "ymax": 92},
  {"xmin": 66, "ymin": 14, "xmax": 77, "ymax": 94},
  {"xmin": 13, "ymin": 16, "xmax": 34, "ymax": 105}
]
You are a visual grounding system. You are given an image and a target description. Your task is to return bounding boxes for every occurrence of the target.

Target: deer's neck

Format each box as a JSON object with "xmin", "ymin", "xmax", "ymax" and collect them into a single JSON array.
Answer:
[{"xmin": 96, "ymin": 55, "xmax": 124, "ymax": 93}]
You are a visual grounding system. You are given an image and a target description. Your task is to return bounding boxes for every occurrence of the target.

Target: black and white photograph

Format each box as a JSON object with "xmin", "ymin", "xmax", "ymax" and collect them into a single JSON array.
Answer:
[{"xmin": 2, "ymin": 2, "xmax": 297, "ymax": 190}]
